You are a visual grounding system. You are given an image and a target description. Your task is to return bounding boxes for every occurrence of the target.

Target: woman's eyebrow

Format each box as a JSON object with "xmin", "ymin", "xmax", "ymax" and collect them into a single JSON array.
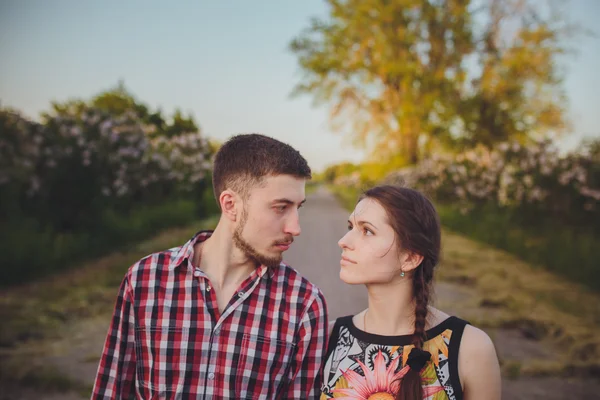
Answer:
[{"xmin": 347, "ymin": 219, "xmax": 378, "ymax": 229}]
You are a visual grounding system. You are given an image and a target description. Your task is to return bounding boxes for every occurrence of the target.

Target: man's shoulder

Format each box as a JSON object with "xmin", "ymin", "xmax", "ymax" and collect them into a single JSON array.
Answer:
[
  {"xmin": 124, "ymin": 245, "xmax": 183, "ymax": 283},
  {"xmin": 125, "ymin": 230, "xmax": 208, "ymax": 282}
]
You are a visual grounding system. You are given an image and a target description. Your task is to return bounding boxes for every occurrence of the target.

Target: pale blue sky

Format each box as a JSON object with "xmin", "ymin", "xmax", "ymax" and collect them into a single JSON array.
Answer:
[{"xmin": 1, "ymin": 0, "xmax": 598, "ymax": 171}]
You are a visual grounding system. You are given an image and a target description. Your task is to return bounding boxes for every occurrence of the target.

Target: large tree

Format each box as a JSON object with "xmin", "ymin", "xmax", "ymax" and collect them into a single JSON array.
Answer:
[{"xmin": 290, "ymin": 0, "xmax": 575, "ymax": 164}]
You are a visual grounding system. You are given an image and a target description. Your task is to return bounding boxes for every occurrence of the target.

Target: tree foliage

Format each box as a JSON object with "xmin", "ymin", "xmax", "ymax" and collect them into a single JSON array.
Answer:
[{"xmin": 291, "ymin": 0, "xmax": 577, "ymax": 164}]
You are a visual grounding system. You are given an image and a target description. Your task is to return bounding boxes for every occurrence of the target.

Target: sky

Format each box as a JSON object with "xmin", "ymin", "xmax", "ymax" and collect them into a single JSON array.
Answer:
[{"xmin": 1, "ymin": 0, "xmax": 598, "ymax": 171}]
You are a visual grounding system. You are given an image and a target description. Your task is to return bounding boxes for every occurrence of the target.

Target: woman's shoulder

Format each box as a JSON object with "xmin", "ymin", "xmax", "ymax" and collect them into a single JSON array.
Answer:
[
  {"xmin": 457, "ymin": 324, "xmax": 502, "ymax": 398},
  {"xmin": 460, "ymin": 324, "xmax": 497, "ymax": 359},
  {"xmin": 426, "ymin": 307, "xmax": 470, "ymax": 333}
]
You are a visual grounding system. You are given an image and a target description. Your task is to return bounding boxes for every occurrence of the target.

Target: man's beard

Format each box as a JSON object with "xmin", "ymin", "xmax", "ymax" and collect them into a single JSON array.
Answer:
[{"xmin": 232, "ymin": 208, "xmax": 284, "ymax": 268}]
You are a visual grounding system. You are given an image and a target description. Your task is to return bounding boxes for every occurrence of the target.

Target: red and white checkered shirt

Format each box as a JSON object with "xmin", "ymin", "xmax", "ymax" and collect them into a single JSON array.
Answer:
[{"xmin": 92, "ymin": 230, "xmax": 328, "ymax": 399}]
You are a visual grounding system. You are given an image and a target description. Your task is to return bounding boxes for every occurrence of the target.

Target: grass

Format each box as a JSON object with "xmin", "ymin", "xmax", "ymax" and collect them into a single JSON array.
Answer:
[
  {"xmin": 0, "ymin": 198, "xmax": 211, "ymax": 287},
  {"xmin": 437, "ymin": 203, "xmax": 600, "ymax": 292},
  {"xmin": 306, "ymin": 181, "xmax": 320, "ymax": 195},
  {"xmin": 437, "ymin": 230, "xmax": 600, "ymax": 377},
  {"xmin": 0, "ymin": 359, "xmax": 90, "ymax": 393},
  {"xmin": 327, "ymin": 184, "xmax": 361, "ymax": 210},
  {"xmin": 0, "ymin": 215, "xmax": 218, "ymax": 395},
  {"xmin": 0, "ymin": 215, "xmax": 218, "ymax": 349}
]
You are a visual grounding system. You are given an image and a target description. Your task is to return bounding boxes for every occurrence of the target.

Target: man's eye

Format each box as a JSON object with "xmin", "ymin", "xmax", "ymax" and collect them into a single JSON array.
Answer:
[{"xmin": 275, "ymin": 205, "xmax": 286, "ymax": 212}]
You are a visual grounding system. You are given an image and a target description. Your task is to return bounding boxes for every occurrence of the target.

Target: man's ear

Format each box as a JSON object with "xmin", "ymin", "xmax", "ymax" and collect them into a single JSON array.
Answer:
[{"xmin": 219, "ymin": 189, "xmax": 241, "ymax": 222}]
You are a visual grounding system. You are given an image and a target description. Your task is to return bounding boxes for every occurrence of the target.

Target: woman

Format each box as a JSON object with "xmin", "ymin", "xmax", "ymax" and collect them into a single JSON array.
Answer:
[{"xmin": 320, "ymin": 185, "xmax": 501, "ymax": 400}]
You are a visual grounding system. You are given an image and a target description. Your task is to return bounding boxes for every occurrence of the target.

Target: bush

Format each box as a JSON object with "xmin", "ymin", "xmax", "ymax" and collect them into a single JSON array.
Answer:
[
  {"xmin": 0, "ymin": 95, "xmax": 217, "ymax": 286},
  {"xmin": 437, "ymin": 203, "xmax": 600, "ymax": 291},
  {"xmin": 378, "ymin": 139, "xmax": 600, "ymax": 291},
  {"xmin": 0, "ymin": 199, "xmax": 203, "ymax": 286},
  {"xmin": 385, "ymin": 139, "xmax": 600, "ymax": 231}
]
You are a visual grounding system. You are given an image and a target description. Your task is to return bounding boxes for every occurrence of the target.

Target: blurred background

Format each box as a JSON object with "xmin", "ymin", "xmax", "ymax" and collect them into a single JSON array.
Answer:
[{"xmin": 1, "ymin": 1, "xmax": 599, "ymax": 399}]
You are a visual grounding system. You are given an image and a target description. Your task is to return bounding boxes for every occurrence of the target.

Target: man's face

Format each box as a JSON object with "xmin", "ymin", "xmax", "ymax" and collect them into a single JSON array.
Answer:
[{"xmin": 233, "ymin": 174, "xmax": 306, "ymax": 267}]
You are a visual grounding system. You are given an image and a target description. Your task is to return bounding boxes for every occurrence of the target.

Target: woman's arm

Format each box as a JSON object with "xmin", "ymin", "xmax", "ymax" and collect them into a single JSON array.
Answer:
[{"xmin": 458, "ymin": 325, "xmax": 502, "ymax": 400}]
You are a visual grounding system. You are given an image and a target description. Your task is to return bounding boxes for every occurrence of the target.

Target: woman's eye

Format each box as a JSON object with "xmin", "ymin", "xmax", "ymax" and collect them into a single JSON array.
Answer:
[
  {"xmin": 347, "ymin": 225, "xmax": 353, "ymax": 231},
  {"xmin": 364, "ymin": 228, "xmax": 373, "ymax": 236}
]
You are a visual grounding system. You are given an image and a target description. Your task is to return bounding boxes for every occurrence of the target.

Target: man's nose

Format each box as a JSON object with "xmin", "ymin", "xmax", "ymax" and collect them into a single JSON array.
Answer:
[{"xmin": 284, "ymin": 211, "xmax": 301, "ymax": 236}]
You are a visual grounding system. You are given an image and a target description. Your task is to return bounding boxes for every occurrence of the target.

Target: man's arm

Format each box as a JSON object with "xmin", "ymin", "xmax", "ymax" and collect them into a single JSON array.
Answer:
[
  {"xmin": 91, "ymin": 273, "xmax": 136, "ymax": 399},
  {"xmin": 284, "ymin": 289, "xmax": 329, "ymax": 399}
]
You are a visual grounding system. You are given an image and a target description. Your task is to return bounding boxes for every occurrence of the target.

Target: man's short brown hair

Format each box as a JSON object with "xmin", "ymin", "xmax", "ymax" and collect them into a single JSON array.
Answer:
[{"xmin": 212, "ymin": 133, "xmax": 311, "ymax": 203}]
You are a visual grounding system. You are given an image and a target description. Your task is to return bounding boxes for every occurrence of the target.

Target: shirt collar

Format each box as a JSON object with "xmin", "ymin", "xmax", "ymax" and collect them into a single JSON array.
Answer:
[
  {"xmin": 168, "ymin": 230, "xmax": 213, "ymax": 270},
  {"xmin": 168, "ymin": 230, "xmax": 277, "ymax": 279}
]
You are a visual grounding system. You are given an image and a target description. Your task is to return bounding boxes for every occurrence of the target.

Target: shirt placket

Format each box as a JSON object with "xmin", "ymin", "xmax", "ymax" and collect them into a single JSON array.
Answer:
[
  {"xmin": 208, "ymin": 268, "xmax": 269, "ymax": 399},
  {"xmin": 192, "ymin": 267, "xmax": 219, "ymax": 398},
  {"xmin": 194, "ymin": 266, "xmax": 266, "ymax": 399}
]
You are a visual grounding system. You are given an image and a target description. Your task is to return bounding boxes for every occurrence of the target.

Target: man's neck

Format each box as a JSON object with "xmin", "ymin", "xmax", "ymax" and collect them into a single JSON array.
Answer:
[{"xmin": 193, "ymin": 223, "xmax": 257, "ymax": 291}]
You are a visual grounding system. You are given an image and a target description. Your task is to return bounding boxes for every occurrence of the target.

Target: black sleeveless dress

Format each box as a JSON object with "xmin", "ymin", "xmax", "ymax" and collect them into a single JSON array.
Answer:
[{"xmin": 320, "ymin": 315, "xmax": 469, "ymax": 400}]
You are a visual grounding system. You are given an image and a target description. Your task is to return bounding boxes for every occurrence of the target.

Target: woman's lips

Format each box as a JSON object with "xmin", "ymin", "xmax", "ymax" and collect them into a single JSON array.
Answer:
[{"xmin": 340, "ymin": 255, "xmax": 357, "ymax": 264}]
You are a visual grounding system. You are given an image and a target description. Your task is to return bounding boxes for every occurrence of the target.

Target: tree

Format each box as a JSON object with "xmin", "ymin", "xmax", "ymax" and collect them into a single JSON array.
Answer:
[
  {"xmin": 42, "ymin": 81, "xmax": 202, "ymax": 138},
  {"xmin": 165, "ymin": 109, "xmax": 200, "ymax": 137},
  {"xmin": 44, "ymin": 81, "xmax": 154, "ymax": 125},
  {"xmin": 458, "ymin": 0, "xmax": 574, "ymax": 148},
  {"xmin": 290, "ymin": 0, "xmax": 576, "ymax": 164}
]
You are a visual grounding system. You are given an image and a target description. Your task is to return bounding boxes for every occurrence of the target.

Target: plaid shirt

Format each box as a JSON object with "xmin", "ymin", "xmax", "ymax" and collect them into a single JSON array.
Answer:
[{"xmin": 92, "ymin": 231, "xmax": 328, "ymax": 399}]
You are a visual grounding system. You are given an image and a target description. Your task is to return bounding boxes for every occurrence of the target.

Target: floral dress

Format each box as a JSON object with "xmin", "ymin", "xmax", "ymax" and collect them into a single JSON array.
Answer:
[{"xmin": 320, "ymin": 316, "xmax": 469, "ymax": 400}]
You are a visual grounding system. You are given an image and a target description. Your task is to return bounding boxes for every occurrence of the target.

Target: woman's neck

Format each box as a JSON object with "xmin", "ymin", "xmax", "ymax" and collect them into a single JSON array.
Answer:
[{"xmin": 363, "ymin": 278, "xmax": 417, "ymax": 336}]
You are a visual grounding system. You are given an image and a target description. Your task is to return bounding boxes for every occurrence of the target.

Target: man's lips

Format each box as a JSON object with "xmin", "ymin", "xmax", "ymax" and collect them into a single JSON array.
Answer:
[{"xmin": 275, "ymin": 240, "xmax": 293, "ymax": 250}]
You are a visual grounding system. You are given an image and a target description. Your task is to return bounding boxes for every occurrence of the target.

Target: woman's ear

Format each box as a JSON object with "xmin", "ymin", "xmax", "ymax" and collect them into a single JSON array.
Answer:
[{"xmin": 400, "ymin": 251, "xmax": 424, "ymax": 273}]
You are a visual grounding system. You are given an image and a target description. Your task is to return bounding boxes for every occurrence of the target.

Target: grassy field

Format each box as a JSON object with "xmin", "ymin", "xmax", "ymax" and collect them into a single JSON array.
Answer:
[
  {"xmin": 438, "ymin": 233, "xmax": 600, "ymax": 378},
  {"xmin": 0, "ymin": 216, "xmax": 219, "ymax": 395}
]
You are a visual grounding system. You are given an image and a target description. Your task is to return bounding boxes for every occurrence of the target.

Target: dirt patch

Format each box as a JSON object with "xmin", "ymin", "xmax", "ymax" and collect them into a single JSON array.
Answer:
[
  {"xmin": 502, "ymin": 377, "xmax": 600, "ymax": 400},
  {"xmin": 489, "ymin": 328, "xmax": 558, "ymax": 362},
  {"xmin": 42, "ymin": 315, "xmax": 109, "ymax": 385},
  {"xmin": 0, "ymin": 388, "xmax": 86, "ymax": 400}
]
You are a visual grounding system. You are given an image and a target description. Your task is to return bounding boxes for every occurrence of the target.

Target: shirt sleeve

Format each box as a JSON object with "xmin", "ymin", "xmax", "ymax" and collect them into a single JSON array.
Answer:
[
  {"xmin": 284, "ymin": 288, "xmax": 329, "ymax": 399},
  {"xmin": 91, "ymin": 273, "xmax": 136, "ymax": 399}
]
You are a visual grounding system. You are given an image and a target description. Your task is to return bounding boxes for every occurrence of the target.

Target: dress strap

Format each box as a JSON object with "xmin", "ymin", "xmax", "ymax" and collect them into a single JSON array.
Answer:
[
  {"xmin": 324, "ymin": 315, "xmax": 353, "ymax": 361},
  {"xmin": 447, "ymin": 316, "xmax": 470, "ymax": 400}
]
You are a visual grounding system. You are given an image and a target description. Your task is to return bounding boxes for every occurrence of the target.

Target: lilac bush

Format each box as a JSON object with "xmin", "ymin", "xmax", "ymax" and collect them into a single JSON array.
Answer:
[
  {"xmin": 384, "ymin": 139, "xmax": 600, "ymax": 223},
  {"xmin": 0, "ymin": 106, "xmax": 212, "ymax": 228}
]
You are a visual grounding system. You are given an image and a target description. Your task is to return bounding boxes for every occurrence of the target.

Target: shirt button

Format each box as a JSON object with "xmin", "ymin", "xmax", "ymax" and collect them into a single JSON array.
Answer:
[
  {"xmin": 193, "ymin": 270, "xmax": 201, "ymax": 277},
  {"xmin": 208, "ymin": 372, "xmax": 215, "ymax": 380},
  {"xmin": 237, "ymin": 291, "xmax": 244, "ymax": 298}
]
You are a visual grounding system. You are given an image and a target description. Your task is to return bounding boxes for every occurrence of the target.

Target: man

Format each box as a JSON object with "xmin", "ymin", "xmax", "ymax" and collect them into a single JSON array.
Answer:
[{"xmin": 92, "ymin": 133, "xmax": 328, "ymax": 399}]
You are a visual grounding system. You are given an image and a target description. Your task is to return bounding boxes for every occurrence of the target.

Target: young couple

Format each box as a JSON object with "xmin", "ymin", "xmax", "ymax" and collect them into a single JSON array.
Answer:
[{"xmin": 91, "ymin": 134, "xmax": 501, "ymax": 399}]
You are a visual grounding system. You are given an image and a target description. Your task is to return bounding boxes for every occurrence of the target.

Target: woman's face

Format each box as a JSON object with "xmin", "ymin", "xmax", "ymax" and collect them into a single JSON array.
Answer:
[{"xmin": 337, "ymin": 198, "xmax": 405, "ymax": 285}]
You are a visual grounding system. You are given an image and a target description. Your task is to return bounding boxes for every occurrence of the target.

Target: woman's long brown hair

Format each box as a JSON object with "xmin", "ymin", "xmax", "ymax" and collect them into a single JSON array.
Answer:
[{"xmin": 361, "ymin": 185, "xmax": 441, "ymax": 400}]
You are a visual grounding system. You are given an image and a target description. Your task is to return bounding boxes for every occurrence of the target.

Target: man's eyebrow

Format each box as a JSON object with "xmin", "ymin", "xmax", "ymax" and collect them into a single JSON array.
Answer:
[{"xmin": 272, "ymin": 198, "xmax": 307, "ymax": 205}]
